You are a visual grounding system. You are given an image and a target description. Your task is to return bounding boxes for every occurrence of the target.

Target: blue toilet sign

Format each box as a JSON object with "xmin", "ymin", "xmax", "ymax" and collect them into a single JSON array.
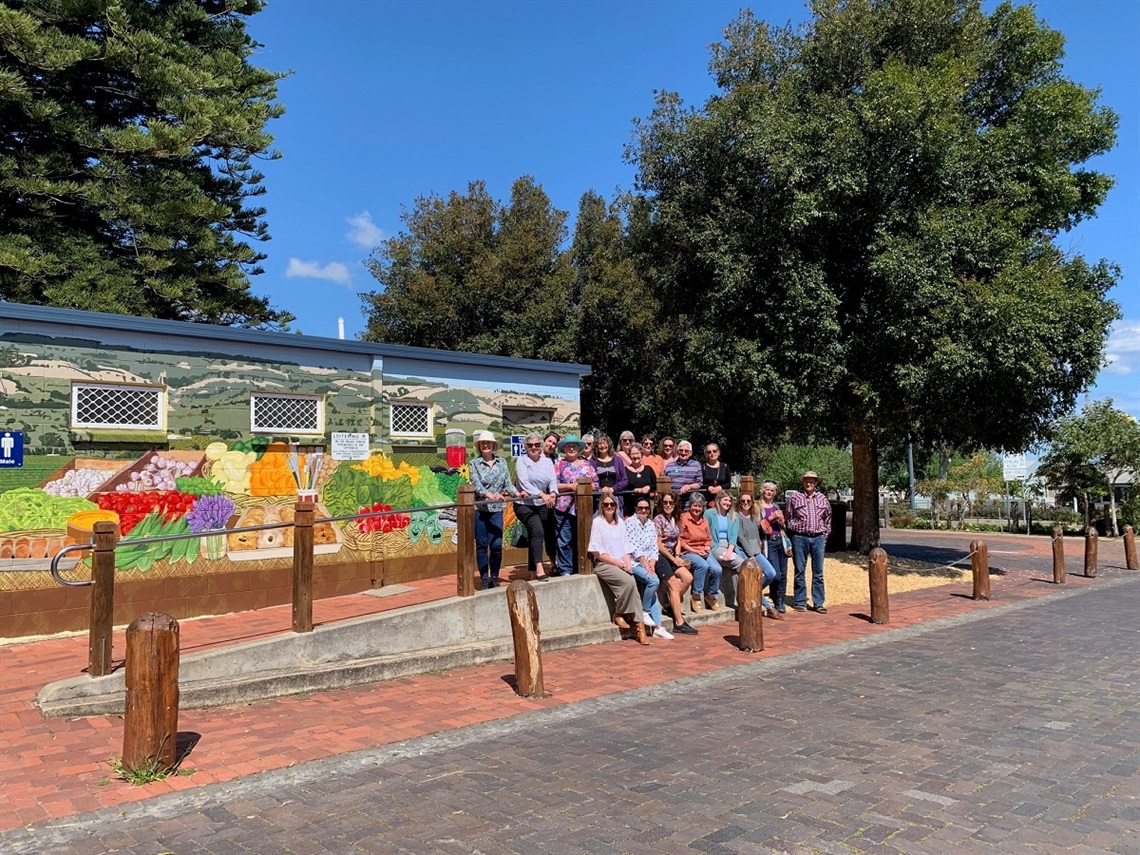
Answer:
[{"xmin": 0, "ymin": 431, "xmax": 23, "ymax": 467}]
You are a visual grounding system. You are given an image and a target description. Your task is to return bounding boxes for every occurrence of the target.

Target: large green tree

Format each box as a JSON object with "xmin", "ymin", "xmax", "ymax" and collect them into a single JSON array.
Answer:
[
  {"xmin": 361, "ymin": 176, "xmax": 575, "ymax": 362},
  {"xmin": 0, "ymin": 0, "xmax": 291, "ymax": 327},
  {"xmin": 628, "ymin": 0, "xmax": 1120, "ymax": 551}
]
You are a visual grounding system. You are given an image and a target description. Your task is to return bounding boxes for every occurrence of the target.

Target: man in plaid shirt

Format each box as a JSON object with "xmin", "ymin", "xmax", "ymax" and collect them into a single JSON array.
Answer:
[{"xmin": 785, "ymin": 470, "xmax": 832, "ymax": 613}]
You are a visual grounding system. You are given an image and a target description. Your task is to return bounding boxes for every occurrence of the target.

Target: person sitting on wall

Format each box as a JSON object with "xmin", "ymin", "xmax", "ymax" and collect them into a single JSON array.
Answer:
[
  {"xmin": 468, "ymin": 430, "xmax": 523, "ymax": 590},
  {"xmin": 664, "ymin": 440, "xmax": 702, "ymax": 508},
  {"xmin": 553, "ymin": 435, "xmax": 598, "ymax": 576},
  {"xmin": 701, "ymin": 443, "xmax": 733, "ymax": 503},
  {"xmin": 735, "ymin": 491, "xmax": 781, "ymax": 619},
  {"xmin": 625, "ymin": 496, "xmax": 672, "ymax": 639},
  {"xmin": 588, "ymin": 495, "xmax": 649, "ymax": 645},
  {"xmin": 679, "ymin": 493, "xmax": 720, "ymax": 613},
  {"xmin": 654, "ymin": 493, "xmax": 697, "ymax": 634},
  {"xmin": 514, "ymin": 431, "xmax": 558, "ymax": 582}
]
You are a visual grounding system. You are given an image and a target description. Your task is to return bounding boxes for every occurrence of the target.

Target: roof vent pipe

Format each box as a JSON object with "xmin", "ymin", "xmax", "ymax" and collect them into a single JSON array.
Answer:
[{"xmin": 337, "ymin": 317, "xmax": 345, "ymax": 340}]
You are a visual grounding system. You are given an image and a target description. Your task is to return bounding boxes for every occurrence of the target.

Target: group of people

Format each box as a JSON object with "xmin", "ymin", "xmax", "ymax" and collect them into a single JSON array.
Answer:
[{"xmin": 468, "ymin": 430, "xmax": 833, "ymax": 644}]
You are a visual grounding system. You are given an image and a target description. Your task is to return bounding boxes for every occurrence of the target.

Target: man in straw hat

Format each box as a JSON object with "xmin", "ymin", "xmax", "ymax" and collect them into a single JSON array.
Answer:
[{"xmin": 785, "ymin": 471, "xmax": 832, "ymax": 614}]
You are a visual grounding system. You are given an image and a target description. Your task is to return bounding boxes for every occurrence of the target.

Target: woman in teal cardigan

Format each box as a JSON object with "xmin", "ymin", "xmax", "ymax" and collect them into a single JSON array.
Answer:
[{"xmin": 704, "ymin": 492, "xmax": 744, "ymax": 588}]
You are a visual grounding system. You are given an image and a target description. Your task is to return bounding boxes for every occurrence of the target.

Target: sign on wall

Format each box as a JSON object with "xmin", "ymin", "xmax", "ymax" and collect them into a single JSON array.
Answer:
[
  {"xmin": 0, "ymin": 431, "xmax": 23, "ymax": 468},
  {"xmin": 510, "ymin": 435, "xmax": 526, "ymax": 458},
  {"xmin": 331, "ymin": 432, "xmax": 371, "ymax": 461}
]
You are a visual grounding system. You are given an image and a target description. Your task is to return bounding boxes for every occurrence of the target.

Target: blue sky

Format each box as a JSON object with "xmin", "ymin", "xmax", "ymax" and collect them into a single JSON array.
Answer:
[{"xmin": 245, "ymin": 0, "xmax": 1138, "ymax": 419}]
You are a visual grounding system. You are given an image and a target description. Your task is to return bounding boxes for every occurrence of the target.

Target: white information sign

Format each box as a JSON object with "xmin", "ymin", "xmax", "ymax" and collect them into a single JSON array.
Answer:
[
  {"xmin": 1002, "ymin": 453, "xmax": 1028, "ymax": 481},
  {"xmin": 331, "ymin": 432, "xmax": 371, "ymax": 461}
]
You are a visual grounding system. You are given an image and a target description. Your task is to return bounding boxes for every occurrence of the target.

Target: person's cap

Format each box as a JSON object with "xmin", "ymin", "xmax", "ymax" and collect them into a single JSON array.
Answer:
[
  {"xmin": 801, "ymin": 471, "xmax": 820, "ymax": 483},
  {"xmin": 472, "ymin": 430, "xmax": 499, "ymax": 451},
  {"xmin": 557, "ymin": 435, "xmax": 584, "ymax": 453}
]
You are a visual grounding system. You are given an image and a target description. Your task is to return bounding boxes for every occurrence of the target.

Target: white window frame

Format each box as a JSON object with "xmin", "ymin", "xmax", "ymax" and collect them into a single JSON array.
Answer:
[
  {"xmin": 249, "ymin": 392, "xmax": 324, "ymax": 435},
  {"xmin": 389, "ymin": 400, "xmax": 434, "ymax": 438},
  {"xmin": 71, "ymin": 382, "xmax": 166, "ymax": 431}
]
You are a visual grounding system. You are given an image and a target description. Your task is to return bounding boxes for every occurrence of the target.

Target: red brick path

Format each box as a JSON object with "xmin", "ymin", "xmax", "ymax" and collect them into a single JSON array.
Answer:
[{"xmin": 0, "ymin": 546, "xmax": 1116, "ymax": 832}]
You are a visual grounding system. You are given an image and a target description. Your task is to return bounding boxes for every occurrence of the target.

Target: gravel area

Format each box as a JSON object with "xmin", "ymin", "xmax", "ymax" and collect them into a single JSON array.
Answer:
[{"xmin": 774, "ymin": 551, "xmax": 964, "ymax": 605}]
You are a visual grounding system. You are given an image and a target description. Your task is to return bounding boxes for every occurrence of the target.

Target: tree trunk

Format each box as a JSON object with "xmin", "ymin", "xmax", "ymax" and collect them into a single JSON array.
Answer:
[
  {"xmin": 1108, "ymin": 477, "xmax": 1119, "ymax": 537},
  {"xmin": 848, "ymin": 414, "xmax": 880, "ymax": 554}
]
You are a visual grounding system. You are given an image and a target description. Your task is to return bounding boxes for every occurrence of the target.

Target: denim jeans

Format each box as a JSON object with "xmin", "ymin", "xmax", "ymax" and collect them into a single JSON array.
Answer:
[
  {"xmin": 632, "ymin": 562, "xmax": 661, "ymax": 625},
  {"xmin": 791, "ymin": 532, "xmax": 826, "ymax": 609},
  {"xmin": 763, "ymin": 535, "xmax": 789, "ymax": 610},
  {"xmin": 683, "ymin": 552, "xmax": 721, "ymax": 596},
  {"xmin": 743, "ymin": 551, "xmax": 778, "ymax": 610},
  {"xmin": 474, "ymin": 509, "xmax": 503, "ymax": 583},
  {"xmin": 553, "ymin": 509, "xmax": 577, "ymax": 576}
]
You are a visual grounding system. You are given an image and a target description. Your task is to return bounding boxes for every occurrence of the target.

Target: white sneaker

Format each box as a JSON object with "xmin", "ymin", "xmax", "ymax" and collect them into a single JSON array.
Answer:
[
  {"xmin": 642, "ymin": 615, "xmax": 658, "ymax": 627},
  {"xmin": 653, "ymin": 626, "xmax": 674, "ymax": 640}
]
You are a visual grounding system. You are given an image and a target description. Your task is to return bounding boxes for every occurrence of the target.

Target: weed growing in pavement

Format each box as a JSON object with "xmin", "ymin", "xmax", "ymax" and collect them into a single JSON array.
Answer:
[{"xmin": 110, "ymin": 754, "xmax": 173, "ymax": 786}]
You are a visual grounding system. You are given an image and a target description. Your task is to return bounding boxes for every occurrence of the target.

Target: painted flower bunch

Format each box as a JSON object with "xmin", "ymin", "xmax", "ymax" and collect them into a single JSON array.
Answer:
[{"xmin": 185, "ymin": 494, "xmax": 237, "ymax": 533}]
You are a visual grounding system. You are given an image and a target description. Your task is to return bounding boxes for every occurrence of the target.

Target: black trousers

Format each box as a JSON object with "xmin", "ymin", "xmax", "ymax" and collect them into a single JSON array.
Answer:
[{"xmin": 516, "ymin": 503, "xmax": 556, "ymax": 573}]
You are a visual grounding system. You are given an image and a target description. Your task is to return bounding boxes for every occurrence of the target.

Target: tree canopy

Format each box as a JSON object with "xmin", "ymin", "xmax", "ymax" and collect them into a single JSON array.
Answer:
[
  {"xmin": 627, "ymin": 0, "xmax": 1120, "ymax": 550},
  {"xmin": 361, "ymin": 176, "xmax": 575, "ymax": 362},
  {"xmin": 0, "ymin": 0, "xmax": 291, "ymax": 327}
]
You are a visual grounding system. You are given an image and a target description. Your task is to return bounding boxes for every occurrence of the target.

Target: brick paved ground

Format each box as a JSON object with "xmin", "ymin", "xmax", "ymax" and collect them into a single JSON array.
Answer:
[{"xmin": 1, "ymin": 567, "xmax": 1135, "ymax": 854}]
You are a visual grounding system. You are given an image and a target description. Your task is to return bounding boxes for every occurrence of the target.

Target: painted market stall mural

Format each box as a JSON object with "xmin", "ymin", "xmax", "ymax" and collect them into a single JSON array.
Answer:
[{"xmin": 0, "ymin": 303, "xmax": 586, "ymax": 637}]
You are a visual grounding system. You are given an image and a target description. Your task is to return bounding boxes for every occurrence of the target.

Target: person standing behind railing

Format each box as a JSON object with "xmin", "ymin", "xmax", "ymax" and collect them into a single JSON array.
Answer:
[
  {"xmin": 622, "ymin": 444, "xmax": 657, "ymax": 518},
  {"xmin": 758, "ymin": 481, "xmax": 789, "ymax": 613},
  {"xmin": 553, "ymin": 436, "xmax": 598, "ymax": 576},
  {"xmin": 469, "ymin": 431, "xmax": 523, "ymax": 590},
  {"xmin": 514, "ymin": 432, "xmax": 558, "ymax": 582},
  {"xmin": 664, "ymin": 440, "xmax": 702, "ymax": 508}
]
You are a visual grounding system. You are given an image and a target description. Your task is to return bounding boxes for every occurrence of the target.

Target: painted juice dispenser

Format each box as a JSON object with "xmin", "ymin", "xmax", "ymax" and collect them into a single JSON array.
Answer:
[{"xmin": 445, "ymin": 429, "xmax": 467, "ymax": 468}]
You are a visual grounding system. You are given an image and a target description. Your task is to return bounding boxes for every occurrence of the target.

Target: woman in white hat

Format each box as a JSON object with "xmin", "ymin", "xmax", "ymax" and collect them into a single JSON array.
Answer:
[{"xmin": 469, "ymin": 430, "xmax": 522, "ymax": 589}]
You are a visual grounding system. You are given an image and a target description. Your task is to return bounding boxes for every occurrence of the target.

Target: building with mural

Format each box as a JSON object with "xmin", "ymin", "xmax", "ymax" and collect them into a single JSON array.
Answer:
[{"xmin": 0, "ymin": 302, "xmax": 588, "ymax": 637}]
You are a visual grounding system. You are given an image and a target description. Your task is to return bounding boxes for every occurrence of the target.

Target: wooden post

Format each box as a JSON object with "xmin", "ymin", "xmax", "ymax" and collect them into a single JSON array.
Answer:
[
  {"xmin": 657, "ymin": 476, "xmax": 672, "ymax": 502},
  {"xmin": 739, "ymin": 475, "xmax": 755, "ymax": 498},
  {"xmin": 737, "ymin": 558, "xmax": 764, "ymax": 652},
  {"xmin": 291, "ymin": 502, "xmax": 314, "ymax": 632},
  {"xmin": 1125, "ymin": 525, "xmax": 1138, "ymax": 570},
  {"xmin": 89, "ymin": 521, "xmax": 118, "ymax": 678},
  {"xmin": 575, "ymin": 477, "xmax": 593, "ymax": 576},
  {"xmin": 1052, "ymin": 525, "xmax": 1066, "ymax": 584},
  {"xmin": 1084, "ymin": 526, "xmax": 1098, "ymax": 578},
  {"xmin": 122, "ymin": 612, "xmax": 179, "ymax": 775},
  {"xmin": 506, "ymin": 580, "xmax": 544, "ymax": 698},
  {"xmin": 970, "ymin": 539, "xmax": 990, "ymax": 601},
  {"xmin": 457, "ymin": 485, "xmax": 476, "ymax": 596},
  {"xmin": 868, "ymin": 547, "xmax": 889, "ymax": 624}
]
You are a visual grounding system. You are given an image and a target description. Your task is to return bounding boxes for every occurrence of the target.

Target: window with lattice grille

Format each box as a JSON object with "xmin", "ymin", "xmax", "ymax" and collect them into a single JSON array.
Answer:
[
  {"xmin": 72, "ymin": 383, "xmax": 165, "ymax": 430},
  {"xmin": 250, "ymin": 393, "xmax": 323, "ymax": 434},
  {"xmin": 390, "ymin": 401, "xmax": 432, "ymax": 437}
]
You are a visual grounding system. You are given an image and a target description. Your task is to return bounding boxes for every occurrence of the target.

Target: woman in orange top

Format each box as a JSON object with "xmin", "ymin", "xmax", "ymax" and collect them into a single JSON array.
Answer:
[{"xmin": 678, "ymin": 494, "xmax": 720, "ymax": 613}]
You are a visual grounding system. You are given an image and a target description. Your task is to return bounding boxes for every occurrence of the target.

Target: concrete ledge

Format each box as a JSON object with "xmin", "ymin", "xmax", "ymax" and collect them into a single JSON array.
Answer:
[{"xmin": 37, "ymin": 576, "xmax": 736, "ymax": 718}]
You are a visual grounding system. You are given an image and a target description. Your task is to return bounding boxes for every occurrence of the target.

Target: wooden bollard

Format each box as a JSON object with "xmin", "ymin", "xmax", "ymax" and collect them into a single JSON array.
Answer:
[
  {"xmin": 1052, "ymin": 526, "xmax": 1066, "ymax": 584},
  {"xmin": 970, "ymin": 540, "xmax": 990, "ymax": 601},
  {"xmin": 122, "ymin": 612, "xmax": 180, "ymax": 775},
  {"xmin": 1125, "ymin": 525, "xmax": 1138, "ymax": 570},
  {"xmin": 868, "ymin": 547, "xmax": 889, "ymax": 624},
  {"xmin": 456, "ymin": 485, "xmax": 476, "ymax": 596},
  {"xmin": 291, "ymin": 501, "xmax": 314, "ymax": 632},
  {"xmin": 657, "ymin": 476, "xmax": 672, "ymax": 501},
  {"xmin": 575, "ymin": 477, "xmax": 594, "ymax": 576},
  {"xmin": 506, "ymin": 580, "xmax": 544, "ymax": 698},
  {"xmin": 89, "ymin": 521, "xmax": 118, "ymax": 678},
  {"xmin": 739, "ymin": 475, "xmax": 755, "ymax": 499},
  {"xmin": 737, "ymin": 558, "xmax": 764, "ymax": 652},
  {"xmin": 1084, "ymin": 526, "xmax": 1097, "ymax": 578}
]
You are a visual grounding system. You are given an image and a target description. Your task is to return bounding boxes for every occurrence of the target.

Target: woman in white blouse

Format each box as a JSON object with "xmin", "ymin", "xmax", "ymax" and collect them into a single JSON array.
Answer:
[{"xmin": 588, "ymin": 495, "xmax": 649, "ymax": 644}]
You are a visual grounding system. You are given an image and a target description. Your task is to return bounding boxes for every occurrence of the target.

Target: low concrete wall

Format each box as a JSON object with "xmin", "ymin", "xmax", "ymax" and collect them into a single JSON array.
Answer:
[{"xmin": 39, "ymin": 576, "xmax": 735, "ymax": 718}]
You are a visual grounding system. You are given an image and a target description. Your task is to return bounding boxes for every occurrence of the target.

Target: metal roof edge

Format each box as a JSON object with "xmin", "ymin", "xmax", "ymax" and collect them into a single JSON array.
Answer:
[{"xmin": 0, "ymin": 302, "xmax": 591, "ymax": 376}]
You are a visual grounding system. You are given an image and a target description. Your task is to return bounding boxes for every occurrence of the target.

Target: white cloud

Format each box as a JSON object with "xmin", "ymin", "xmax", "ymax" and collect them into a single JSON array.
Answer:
[
  {"xmin": 285, "ymin": 258, "xmax": 351, "ymax": 285},
  {"xmin": 1103, "ymin": 319, "xmax": 1140, "ymax": 377},
  {"xmin": 345, "ymin": 211, "xmax": 385, "ymax": 248}
]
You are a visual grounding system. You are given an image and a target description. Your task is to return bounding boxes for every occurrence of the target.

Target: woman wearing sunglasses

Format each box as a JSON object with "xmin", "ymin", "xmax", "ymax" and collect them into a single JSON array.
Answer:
[
  {"xmin": 654, "ymin": 494, "xmax": 697, "ymax": 635},
  {"xmin": 587, "ymin": 496, "xmax": 650, "ymax": 644},
  {"xmin": 625, "ymin": 497, "xmax": 673, "ymax": 639},
  {"xmin": 513, "ymin": 431, "xmax": 558, "ymax": 582}
]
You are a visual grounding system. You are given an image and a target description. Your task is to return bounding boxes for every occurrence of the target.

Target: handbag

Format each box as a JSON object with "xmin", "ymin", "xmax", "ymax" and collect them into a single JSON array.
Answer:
[
  {"xmin": 760, "ymin": 517, "xmax": 773, "ymax": 536},
  {"xmin": 510, "ymin": 522, "xmax": 528, "ymax": 549},
  {"xmin": 781, "ymin": 531, "xmax": 792, "ymax": 557}
]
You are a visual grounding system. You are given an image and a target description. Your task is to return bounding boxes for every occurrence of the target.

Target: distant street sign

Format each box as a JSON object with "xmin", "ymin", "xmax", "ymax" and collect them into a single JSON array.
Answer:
[
  {"xmin": 0, "ymin": 431, "xmax": 23, "ymax": 468},
  {"xmin": 1002, "ymin": 453, "xmax": 1028, "ymax": 481}
]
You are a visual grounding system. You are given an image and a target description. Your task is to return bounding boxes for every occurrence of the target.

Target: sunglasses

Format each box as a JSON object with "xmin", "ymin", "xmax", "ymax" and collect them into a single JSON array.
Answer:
[
  {"xmin": 601, "ymin": 502, "xmax": 617, "ymax": 508},
  {"xmin": 526, "ymin": 442, "xmax": 541, "ymax": 448},
  {"xmin": 662, "ymin": 499, "xmax": 675, "ymax": 505},
  {"xmin": 740, "ymin": 498, "xmax": 752, "ymax": 504}
]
